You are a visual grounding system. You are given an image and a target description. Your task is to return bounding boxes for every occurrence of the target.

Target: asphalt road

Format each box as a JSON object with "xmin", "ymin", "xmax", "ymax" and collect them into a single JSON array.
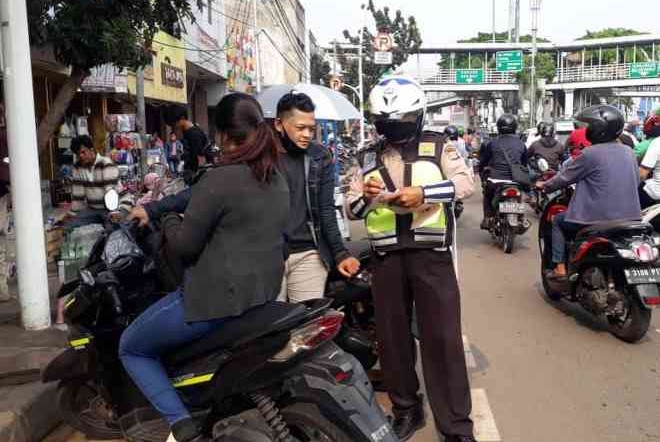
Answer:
[
  {"xmin": 53, "ymin": 188, "xmax": 660, "ymax": 442},
  {"xmin": 439, "ymin": 189, "xmax": 660, "ymax": 442}
]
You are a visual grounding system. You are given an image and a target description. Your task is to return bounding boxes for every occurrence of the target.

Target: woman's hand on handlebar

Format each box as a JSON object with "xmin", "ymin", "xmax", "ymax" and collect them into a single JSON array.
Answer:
[
  {"xmin": 535, "ymin": 181, "xmax": 546, "ymax": 191},
  {"xmin": 127, "ymin": 206, "xmax": 150, "ymax": 227}
]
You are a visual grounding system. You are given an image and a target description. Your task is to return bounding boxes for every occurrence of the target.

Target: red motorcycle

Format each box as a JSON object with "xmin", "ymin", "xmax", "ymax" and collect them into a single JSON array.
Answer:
[{"xmin": 539, "ymin": 188, "xmax": 659, "ymax": 342}]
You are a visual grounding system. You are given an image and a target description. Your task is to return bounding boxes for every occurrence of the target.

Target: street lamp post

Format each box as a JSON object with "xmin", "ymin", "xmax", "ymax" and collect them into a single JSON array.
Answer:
[
  {"xmin": 530, "ymin": 0, "xmax": 541, "ymax": 127},
  {"xmin": 358, "ymin": 4, "xmax": 366, "ymax": 149}
]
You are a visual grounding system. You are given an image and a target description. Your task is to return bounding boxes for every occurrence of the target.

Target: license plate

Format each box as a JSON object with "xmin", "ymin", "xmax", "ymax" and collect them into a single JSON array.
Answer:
[
  {"xmin": 499, "ymin": 202, "xmax": 525, "ymax": 214},
  {"xmin": 624, "ymin": 267, "xmax": 660, "ymax": 284}
]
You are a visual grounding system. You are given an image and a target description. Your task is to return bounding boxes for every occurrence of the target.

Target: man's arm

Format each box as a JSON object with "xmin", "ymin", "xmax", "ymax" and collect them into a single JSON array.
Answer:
[
  {"xmin": 318, "ymin": 151, "xmax": 352, "ymax": 265},
  {"xmin": 344, "ymin": 159, "xmax": 372, "ymax": 220},
  {"xmin": 479, "ymin": 139, "xmax": 493, "ymax": 170},
  {"xmin": 543, "ymin": 152, "xmax": 590, "ymax": 192},
  {"xmin": 71, "ymin": 168, "xmax": 86, "ymax": 212},
  {"xmin": 436, "ymin": 141, "xmax": 475, "ymax": 202}
]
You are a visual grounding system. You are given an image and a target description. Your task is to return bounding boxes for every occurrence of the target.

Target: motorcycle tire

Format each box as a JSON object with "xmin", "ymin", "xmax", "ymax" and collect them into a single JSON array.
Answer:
[
  {"xmin": 608, "ymin": 297, "xmax": 651, "ymax": 343},
  {"xmin": 57, "ymin": 380, "xmax": 123, "ymax": 440},
  {"xmin": 502, "ymin": 227, "xmax": 515, "ymax": 254},
  {"xmin": 282, "ymin": 403, "xmax": 353, "ymax": 442}
]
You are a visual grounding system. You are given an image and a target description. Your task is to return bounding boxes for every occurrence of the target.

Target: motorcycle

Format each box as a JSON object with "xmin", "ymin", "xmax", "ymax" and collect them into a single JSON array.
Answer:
[
  {"xmin": 42, "ymin": 191, "xmax": 396, "ymax": 442},
  {"xmin": 483, "ymin": 178, "xmax": 532, "ymax": 253},
  {"xmin": 539, "ymin": 188, "xmax": 659, "ymax": 343},
  {"xmin": 527, "ymin": 155, "xmax": 557, "ymax": 215}
]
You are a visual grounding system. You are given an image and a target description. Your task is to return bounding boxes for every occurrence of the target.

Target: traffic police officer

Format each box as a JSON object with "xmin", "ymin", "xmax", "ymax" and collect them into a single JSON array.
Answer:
[{"xmin": 345, "ymin": 75, "xmax": 477, "ymax": 442}]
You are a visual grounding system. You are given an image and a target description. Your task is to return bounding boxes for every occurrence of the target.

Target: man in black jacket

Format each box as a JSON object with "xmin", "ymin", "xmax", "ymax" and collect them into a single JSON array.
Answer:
[
  {"xmin": 129, "ymin": 94, "xmax": 359, "ymax": 299},
  {"xmin": 273, "ymin": 92, "xmax": 359, "ymax": 302},
  {"xmin": 479, "ymin": 114, "xmax": 527, "ymax": 229}
]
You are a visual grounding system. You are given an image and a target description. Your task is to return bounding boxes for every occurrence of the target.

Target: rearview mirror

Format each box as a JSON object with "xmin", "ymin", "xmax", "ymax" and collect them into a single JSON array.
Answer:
[{"xmin": 104, "ymin": 189, "xmax": 119, "ymax": 211}]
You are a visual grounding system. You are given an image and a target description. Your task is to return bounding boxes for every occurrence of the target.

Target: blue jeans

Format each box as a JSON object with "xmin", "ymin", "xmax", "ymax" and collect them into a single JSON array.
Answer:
[
  {"xmin": 551, "ymin": 212, "xmax": 586, "ymax": 264},
  {"xmin": 118, "ymin": 289, "xmax": 226, "ymax": 425}
]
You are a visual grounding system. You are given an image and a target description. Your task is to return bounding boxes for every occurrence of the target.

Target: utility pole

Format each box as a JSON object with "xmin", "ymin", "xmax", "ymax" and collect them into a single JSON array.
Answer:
[
  {"xmin": 492, "ymin": 0, "xmax": 496, "ymax": 43},
  {"xmin": 508, "ymin": 0, "xmax": 514, "ymax": 42},
  {"xmin": 136, "ymin": 69, "xmax": 146, "ymax": 135},
  {"xmin": 0, "ymin": 0, "xmax": 51, "ymax": 329},
  {"xmin": 514, "ymin": 0, "xmax": 521, "ymax": 43},
  {"xmin": 530, "ymin": 0, "xmax": 541, "ymax": 127},
  {"xmin": 253, "ymin": 0, "xmax": 261, "ymax": 93},
  {"xmin": 358, "ymin": 4, "xmax": 366, "ymax": 148}
]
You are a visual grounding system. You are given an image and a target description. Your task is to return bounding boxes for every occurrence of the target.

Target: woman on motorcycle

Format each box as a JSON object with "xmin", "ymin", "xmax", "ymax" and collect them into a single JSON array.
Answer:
[{"xmin": 118, "ymin": 93, "xmax": 289, "ymax": 442}]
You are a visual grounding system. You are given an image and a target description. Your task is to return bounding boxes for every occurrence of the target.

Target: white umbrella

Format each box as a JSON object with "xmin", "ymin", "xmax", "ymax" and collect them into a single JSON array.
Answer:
[{"xmin": 256, "ymin": 83, "xmax": 361, "ymax": 121}]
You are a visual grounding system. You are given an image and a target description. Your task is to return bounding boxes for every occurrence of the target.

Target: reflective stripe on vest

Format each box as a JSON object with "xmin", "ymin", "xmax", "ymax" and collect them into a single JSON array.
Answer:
[
  {"xmin": 411, "ymin": 160, "xmax": 446, "ymax": 239},
  {"xmin": 364, "ymin": 156, "xmax": 448, "ymax": 250}
]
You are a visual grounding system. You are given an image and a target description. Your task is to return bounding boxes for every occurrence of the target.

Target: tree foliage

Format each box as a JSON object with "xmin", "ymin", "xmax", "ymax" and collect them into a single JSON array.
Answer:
[
  {"xmin": 27, "ymin": 0, "xmax": 197, "ymax": 153},
  {"xmin": 340, "ymin": 0, "xmax": 422, "ymax": 103},
  {"xmin": 310, "ymin": 53, "xmax": 331, "ymax": 85},
  {"xmin": 577, "ymin": 28, "xmax": 646, "ymax": 40},
  {"xmin": 28, "ymin": 0, "xmax": 197, "ymax": 71}
]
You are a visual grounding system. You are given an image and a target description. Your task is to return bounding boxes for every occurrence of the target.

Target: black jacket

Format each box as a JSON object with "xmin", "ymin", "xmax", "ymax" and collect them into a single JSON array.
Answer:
[
  {"xmin": 161, "ymin": 164, "xmax": 289, "ymax": 322},
  {"xmin": 301, "ymin": 142, "xmax": 351, "ymax": 267},
  {"xmin": 479, "ymin": 134, "xmax": 528, "ymax": 181}
]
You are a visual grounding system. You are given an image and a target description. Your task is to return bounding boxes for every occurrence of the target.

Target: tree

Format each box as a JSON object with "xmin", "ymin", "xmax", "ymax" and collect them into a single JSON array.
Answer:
[
  {"xmin": 340, "ymin": 0, "xmax": 422, "ymax": 104},
  {"xmin": 27, "ymin": 0, "xmax": 197, "ymax": 155},
  {"xmin": 310, "ymin": 53, "xmax": 331, "ymax": 85},
  {"xmin": 577, "ymin": 28, "xmax": 649, "ymax": 65}
]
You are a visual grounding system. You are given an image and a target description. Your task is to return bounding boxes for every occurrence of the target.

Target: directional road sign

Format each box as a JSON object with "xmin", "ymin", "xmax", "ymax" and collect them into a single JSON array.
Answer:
[
  {"xmin": 630, "ymin": 62, "xmax": 658, "ymax": 79},
  {"xmin": 456, "ymin": 69, "xmax": 484, "ymax": 84},
  {"xmin": 496, "ymin": 50, "xmax": 524, "ymax": 72}
]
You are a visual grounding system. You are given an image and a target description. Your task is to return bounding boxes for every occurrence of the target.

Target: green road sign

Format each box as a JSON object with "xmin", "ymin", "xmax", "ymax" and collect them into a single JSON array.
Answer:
[
  {"xmin": 496, "ymin": 50, "xmax": 524, "ymax": 72},
  {"xmin": 456, "ymin": 69, "xmax": 484, "ymax": 84},
  {"xmin": 630, "ymin": 62, "xmax": 658, "ymax": 79}
]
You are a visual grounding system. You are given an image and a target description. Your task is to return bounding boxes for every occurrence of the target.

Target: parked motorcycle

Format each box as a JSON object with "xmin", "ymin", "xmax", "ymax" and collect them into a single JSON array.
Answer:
[
  {"xmin": 42, "ymin": 192, "xmax": 395, "ymax": 442},
  {"xmin": 539, "ymin": 188, "xmax": 659, "ymax": 343},
  {"xmin": 484, "ymin": 179, "xmax": 531, "ymax": 253}
]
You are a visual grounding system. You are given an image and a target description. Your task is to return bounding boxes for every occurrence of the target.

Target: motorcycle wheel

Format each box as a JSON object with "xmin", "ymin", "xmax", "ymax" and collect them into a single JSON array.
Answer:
[
  {"xmin": 57, "ymin": 380, "xmax": 123, "ymax": 440},
  {"xmin": 502, "ymin": 227, "xmax": 515, "ymax": 254},
  {"xmin": 282, "ymin": 403, "xmax": 353, "ymax": 442},
  {"xmin": 608, "ymin": 296, "xmax": 651, "ymax": 343}
]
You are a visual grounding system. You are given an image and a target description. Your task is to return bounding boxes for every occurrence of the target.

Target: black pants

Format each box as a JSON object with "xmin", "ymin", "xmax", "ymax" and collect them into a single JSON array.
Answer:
[
  {"xmin": 482, "ymin": 182, "xmax": 496, "ymax": 219},
  {"xmin": 372, "ymin": 249, "xmax": 473, "ymax": 437},
  {"xmin": 639, "ymin": 185, "xmax": 657, "ymax": 210}
]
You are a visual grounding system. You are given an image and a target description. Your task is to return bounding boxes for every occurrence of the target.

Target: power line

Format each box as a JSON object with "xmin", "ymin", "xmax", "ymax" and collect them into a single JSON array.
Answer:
[{"xmin": 260, "ymin": 28, "xmax": 307, "ymax": 73}]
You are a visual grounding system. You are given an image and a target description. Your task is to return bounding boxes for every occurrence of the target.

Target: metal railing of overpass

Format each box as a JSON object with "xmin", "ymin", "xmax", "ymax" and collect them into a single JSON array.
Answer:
[
  {"xmin": 420, "ymin": 69, "xmax": 517, "ymax": 85},
  {"xmin": 557, "ymin": 62, "xmax": 655, "ymax": 83}
]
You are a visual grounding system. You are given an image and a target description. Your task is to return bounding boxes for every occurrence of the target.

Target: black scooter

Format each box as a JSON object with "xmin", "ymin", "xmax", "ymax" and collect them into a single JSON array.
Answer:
[
  {"xmin": 539, "ymin": 188, "xmax": 659, "ymax": 342},
  {"xmin": 42, "ymin": 195, "xmax": 395, "ymax": 442},
  {"xmin": 483, "ymin": 178, "xmax": 531, "ymax": 253}
]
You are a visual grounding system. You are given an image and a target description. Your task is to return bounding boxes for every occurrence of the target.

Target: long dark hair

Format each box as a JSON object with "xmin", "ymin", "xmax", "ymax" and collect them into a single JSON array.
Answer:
[{"xmin": 215, "ymin": 93, "xmax": 279, "ymax": 182}]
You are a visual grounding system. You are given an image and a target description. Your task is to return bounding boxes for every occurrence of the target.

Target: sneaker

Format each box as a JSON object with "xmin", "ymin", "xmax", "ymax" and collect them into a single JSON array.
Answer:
[{"xmin": 53, "ymin": 323, "xmax": 69, "ymax": 332}]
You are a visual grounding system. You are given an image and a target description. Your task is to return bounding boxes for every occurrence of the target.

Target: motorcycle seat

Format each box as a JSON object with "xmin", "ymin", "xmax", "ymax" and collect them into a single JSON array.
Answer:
[
  {"xmin": 576, "ymin": 221, "xmax": 652, "ymax": 241},
  {"xmin": 164, "ymin": 301, "xmax": 311, "ymax": 366}
]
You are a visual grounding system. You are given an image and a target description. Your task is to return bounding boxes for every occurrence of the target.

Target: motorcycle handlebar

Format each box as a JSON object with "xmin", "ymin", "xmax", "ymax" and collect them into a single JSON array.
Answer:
[{"xmin": 106, "ymin": 284, "xmax": 123, "ymax": 316}]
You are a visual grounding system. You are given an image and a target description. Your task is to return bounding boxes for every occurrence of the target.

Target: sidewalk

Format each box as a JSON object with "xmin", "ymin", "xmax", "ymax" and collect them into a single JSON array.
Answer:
[{"xmin": 0, "ymin": 266, "xmax": 69, "ymax": 442}]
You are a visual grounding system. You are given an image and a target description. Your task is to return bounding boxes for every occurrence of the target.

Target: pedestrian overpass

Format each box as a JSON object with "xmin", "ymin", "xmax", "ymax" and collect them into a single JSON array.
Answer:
[{"xmin": 413, "ymin": 34, "xmax": 660, "ymax": 117}]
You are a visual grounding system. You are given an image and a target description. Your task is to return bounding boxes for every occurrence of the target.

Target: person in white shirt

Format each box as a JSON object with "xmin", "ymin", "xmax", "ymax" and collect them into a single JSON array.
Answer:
[{"xmin": 639, "ymin": 137, "xmax": 660, "ymax": 208}]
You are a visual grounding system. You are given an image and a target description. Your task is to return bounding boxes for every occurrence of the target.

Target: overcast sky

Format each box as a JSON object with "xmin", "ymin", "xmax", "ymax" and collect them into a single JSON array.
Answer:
[{"xmin": 303, "ymin": 0, "xmax": 660, "ymax": 47}]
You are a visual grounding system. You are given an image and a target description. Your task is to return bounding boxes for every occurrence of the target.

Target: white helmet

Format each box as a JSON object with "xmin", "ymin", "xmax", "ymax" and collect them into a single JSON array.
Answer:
[{"xmin": 369, "ymin": 75, "xmax": 426, "ymax": 142}]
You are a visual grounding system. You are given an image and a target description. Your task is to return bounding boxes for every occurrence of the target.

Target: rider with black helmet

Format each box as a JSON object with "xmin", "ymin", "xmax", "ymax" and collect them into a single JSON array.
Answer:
[
  {"xmin": 478, "ymin": 114, "xmax": 528, "ymax": 228},
  {"xmin": 528, "ymin": 122, "xmax": 566, "ymax": 170},
  {"xmin": 536, "ymin": 105, "xmax": 641, "ymax": 279}
]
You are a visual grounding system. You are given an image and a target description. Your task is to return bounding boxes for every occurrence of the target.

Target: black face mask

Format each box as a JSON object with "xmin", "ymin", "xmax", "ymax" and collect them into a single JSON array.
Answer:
[
  {"xmin": 374, "ymin": 121, "xmax": 419, "ymax": 144},
  {"xmin": 280, "ymin": 129, "xmax": 306, "ymax": 156}
]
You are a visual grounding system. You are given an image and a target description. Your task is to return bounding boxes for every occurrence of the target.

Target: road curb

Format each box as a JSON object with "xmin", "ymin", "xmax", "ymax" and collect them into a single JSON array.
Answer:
[{"xmin": 0, "ymin": 382, "xmax": 62, "ymax": 442}]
